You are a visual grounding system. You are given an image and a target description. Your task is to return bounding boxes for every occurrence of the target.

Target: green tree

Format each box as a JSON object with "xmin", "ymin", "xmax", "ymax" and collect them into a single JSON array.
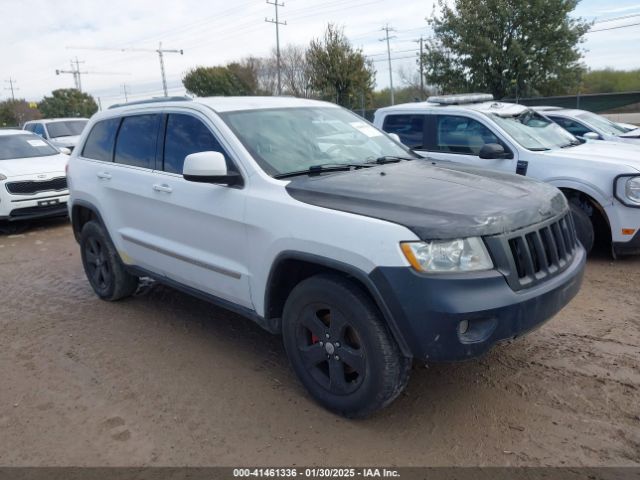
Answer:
[
  {"xmin": 38, "ymin": 89, "xmax": 98, "ymax": 118},
  {"xmin": 0, "ymin": 99, "xmax": 42, "ymax": 127},
  {"xmin": 423, "ymin": 0, "xmax": 591, "ymax": 99},
  {"xmin": 581, "ymin": 69, "xmax": 640, "ymax": 94},
  {"xmin": 183, "ymin": 65, "xmax": 254, "ymax": 96},
  {"xmin": 306, "ymin": 24, "xmax": 375, "ymax": 107}
]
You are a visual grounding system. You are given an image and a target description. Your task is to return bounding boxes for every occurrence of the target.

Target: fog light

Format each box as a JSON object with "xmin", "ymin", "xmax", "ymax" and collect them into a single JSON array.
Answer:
[{"xmin": 458, "ymin": 320, "xmax": 470, "ymax": 335}]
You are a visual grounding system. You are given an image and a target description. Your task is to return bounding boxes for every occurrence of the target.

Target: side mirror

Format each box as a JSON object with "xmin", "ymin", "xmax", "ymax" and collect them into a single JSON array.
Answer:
[
  {"xmin": 479, "ymin": 143, "xmax": 511, "ymax": 159},
  {"xmin": 59, "ymin": 147, "xmax": 71, "ymax": 155},
  {"xmin": 388, "ymin": 133, "xmax": 402, "ymax": 143},
  {"xmin": 582, "ymin": 132, "xmax": 601, "ymax": 140},
  {"xmin": 183, "ymin": 151, "xmax": 242, "ymax": 187}
]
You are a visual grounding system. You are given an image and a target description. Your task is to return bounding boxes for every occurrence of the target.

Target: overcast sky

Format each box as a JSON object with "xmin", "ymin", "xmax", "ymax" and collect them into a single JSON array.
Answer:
[{"xmin": 2, "ymin": 0, "xmax": 640, "ymax": 108}]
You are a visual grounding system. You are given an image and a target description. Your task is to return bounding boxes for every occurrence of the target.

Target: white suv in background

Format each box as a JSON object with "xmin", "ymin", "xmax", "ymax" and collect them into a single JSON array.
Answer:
[
  {"xmin": 67, "ymin": 96, "xmax": 584, "ymax": 417},
  {"xmin": 23, "ymin": 118, "xmax": 89, "ymax": 152},
  {"xmin": 0, "ymin": 130, "xmax": 69, "ymax": 223},
  {"xmin": 534, "ymin": 107, "xmax": 640, "ymax": 144},
  {"xmin": 375, "ymin": 94, "xmax": 640, "ymax": 256}
]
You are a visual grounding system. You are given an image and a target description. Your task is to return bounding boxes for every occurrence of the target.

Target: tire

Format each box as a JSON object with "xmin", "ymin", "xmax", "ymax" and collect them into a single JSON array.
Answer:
[
  {"xmin": 80, "ymin": 220, "xmax": 138, "ymax": 301},
  {"xmin": 569, "ymin": 202, "xmax": 594, "ymax": 254},
  {"xmin": 282, "ymin": 274, "xmax": 411, "ymax": 418}
]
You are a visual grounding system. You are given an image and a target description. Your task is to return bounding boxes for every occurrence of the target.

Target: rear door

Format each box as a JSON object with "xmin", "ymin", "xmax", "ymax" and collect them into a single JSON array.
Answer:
[{"xmin": 140, "ymin": 110, "xmax": 251, "ymax": 308}]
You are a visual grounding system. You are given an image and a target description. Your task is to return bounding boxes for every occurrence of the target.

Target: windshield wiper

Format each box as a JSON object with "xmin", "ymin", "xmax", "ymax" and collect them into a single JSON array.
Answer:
[
  {"xmin": 369, "ymin": 155, "xmax": 415, "ymax": 164},
  {"xmin": 273, "ymin": 163, "xmax": 372, "ymax": 180}
]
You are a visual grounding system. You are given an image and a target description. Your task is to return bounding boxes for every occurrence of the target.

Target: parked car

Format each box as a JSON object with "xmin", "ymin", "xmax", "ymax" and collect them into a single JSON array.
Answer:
[
  {"xmin": 375, "ymin": 94, "xmax": 640, "ymax": 256},
  {"xmin": 23, "ymin": 118, "xmax": 89, "ymax": 152},
  {"xmin": 532, "ymin": 106, "xmax": 640, "ymax": 143},
  {"xmin": 68, "ymin": 96, "xmax": 585, "ymax": 417},
  {"xmin": 0, "ymin": 130, "xmax": 69, "ymax": 223}
]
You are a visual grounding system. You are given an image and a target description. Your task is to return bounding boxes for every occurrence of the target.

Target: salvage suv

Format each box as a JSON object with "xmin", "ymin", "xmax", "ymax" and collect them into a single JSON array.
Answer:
[
  {"xmin": 375, "ymin": 94, "xmax": 640, "ymax": 256},
  {"xmin": 68, "ymin": 96, "xmax": 585, "ymax": 417}
]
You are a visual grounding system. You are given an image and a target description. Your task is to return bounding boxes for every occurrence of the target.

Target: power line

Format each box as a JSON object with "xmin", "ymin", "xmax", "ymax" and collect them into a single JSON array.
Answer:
[
  {"xmin": 593, "ymin": 13, "xmax": 640, "ymax": 24},
  {"xmin": 265, "ymin": 0, "xmax": 286, "ymax": 96},
  {"xmin": 380, "ymin": 24, "xmax": 397, "ymax": 105},
  {"xmin": 589, "ymin": 21, "xmax": 640, "ymax": 33}
]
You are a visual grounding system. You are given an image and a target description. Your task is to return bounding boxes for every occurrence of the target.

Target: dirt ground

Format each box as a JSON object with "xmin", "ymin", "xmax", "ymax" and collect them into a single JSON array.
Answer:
[{"xmin": 0, "ymin": 218, "xmax": 638, "ymax": 467}]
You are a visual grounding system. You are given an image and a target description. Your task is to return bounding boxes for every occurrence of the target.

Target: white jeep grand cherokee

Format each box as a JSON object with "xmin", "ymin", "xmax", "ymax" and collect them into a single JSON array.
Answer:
[
  {"xmin": 0, "ymin": 130, "xmax": 69, "ymax": 224},
  {"xmin": 68, "ymin": 96, "xmax": 584, "ymax": 417},
  {"xmin": 375, "ymin": 94, "xmax": 640, "ymax": 255}
]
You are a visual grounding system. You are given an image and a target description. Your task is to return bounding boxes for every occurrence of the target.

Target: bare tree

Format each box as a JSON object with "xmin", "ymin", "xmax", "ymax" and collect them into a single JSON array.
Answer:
[{"xmin": 280, "ymin": 45, "xmax": 313, "ymax": 98}]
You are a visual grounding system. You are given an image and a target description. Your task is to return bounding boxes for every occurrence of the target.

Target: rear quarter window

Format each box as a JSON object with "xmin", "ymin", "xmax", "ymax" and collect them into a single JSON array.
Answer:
[
  {"xmin": 382, "ymin": 114, "xmax": 425, "ymax": 148},
  {"xmin": 82, "ymin": 118, "xmax": 121, "ymax": 162}
]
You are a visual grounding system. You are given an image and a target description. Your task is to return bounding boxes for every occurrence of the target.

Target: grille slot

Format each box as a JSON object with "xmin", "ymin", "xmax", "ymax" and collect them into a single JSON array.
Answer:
[
  {"xmin": 6, "ymin": 177, "xmax": 67, "ymax": 195},
  {"xmin": 505, "ymin": 213, "xmax": 578, "ymax": 289}
]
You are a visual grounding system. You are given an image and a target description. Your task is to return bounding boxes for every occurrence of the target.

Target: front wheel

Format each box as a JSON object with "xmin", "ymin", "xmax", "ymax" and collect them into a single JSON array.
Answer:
[
  {"xmin": 80, "ymin": 221, "xmax": 139, "ymax": 301},
  {"xmin": 569, "ymin": 202, "xmax": 594, "ymax": 254},
  {"xmin": 282, "ymin": 274, "xmax": 411, "ymax": 418}
]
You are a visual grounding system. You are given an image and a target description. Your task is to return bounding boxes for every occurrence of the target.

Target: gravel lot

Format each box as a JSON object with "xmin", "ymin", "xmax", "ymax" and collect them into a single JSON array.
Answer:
[{"xmin": 1, "ymin": 219, "xmax": 639, "ymax": 467}]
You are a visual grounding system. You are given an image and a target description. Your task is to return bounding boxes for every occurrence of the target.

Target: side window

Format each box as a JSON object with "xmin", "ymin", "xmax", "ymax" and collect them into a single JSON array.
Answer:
[
  {"xmin": 82, "ymin": 118, "xmax": 120, "ymax": 162},
  {"xmin": 114, "ymin": 114, "xmax": 160, "ymax": 169},
  {"xmin": 163, "ymin": 114, "xmax": 225, "ymax": 174},
  {"xmin": 550, "ymin": 116, "xmax": 591, "ymax": 137},
  {"xmin": 435, "ymin": 115, "xmax": 503, "ymax": 155},
  {"xmin": 382, "ymin": 114, "xmax": 425, "ymax": 148},
  {"xmin": 24, "ymin": 124, "xmax": 35, "ymax": 132},
  {"xmin": 33, "ymin": 123, "xmax": 46, "ymax": 137}
]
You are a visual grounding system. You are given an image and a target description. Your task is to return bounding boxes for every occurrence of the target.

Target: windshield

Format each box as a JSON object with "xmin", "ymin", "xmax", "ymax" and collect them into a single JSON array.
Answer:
[
  {"xmin": 490, "ymin": 109, "xmax": 579, "ymax": 150},
  {"xmin": 0, "ymin": 133, "xmax": 58, "ymax": 160},
  {"xmin": 220, "ymin": 107, "xmax": 412, "ymax": 177},
  {"xmin": 46, "ymin": 120, "xmax": 88, "ymax": 138},
  {"xmin": 576, "ymin": 112, "xmax": 629, "ymax": 136}
]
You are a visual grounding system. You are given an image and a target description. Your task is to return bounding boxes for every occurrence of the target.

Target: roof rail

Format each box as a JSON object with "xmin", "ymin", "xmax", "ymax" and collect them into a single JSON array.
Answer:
[
  {"xmin": 108, "ymin": 96, "xmax": 193, "ymax": 109},
  {"xmin": 427, "ymin": 93, "xmax": 494, "ymax": 105}
]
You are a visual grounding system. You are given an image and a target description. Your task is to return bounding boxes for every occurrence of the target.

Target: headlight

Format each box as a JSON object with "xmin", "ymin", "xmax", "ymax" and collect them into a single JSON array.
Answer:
[
  {"xmin": 625, "ymin": 177, "xmax": 640, "ymax": 204},
  {"xmin": 614, "ymin": 175, "xmax": 640, "ymax": 207},
  {"xmin": 0, "ymin": 173, "xmax": 6, "ymax": 181},
  {"xmin": 400, "ymin": 237, "xmax": 493, "ymax": 273}
]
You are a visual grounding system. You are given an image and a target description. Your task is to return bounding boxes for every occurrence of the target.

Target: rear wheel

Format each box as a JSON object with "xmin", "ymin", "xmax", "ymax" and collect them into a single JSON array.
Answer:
[
  {"xmin": 80, "ymin": 221, "xmax": 138, "ymax": 301},
  {"xmin": 569, "ymin": 202, "xmax": 594, "ymax": 254},
  {"xmin": 282, "ymin": 274, "xmax": 410, "ymax": 418}
]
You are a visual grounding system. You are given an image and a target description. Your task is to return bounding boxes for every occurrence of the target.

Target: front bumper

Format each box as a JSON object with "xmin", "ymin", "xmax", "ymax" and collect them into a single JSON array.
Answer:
[
  {"xmin": 0, "ymin": 192, "xmax": 69, "ymax": 222},
  {"xmin": 613, "ymin": 229, "xmax": 640, "ymax": 255},
  {"xmin": 370, "ymin": 246, "xmax": 586, "ymax": 362}
]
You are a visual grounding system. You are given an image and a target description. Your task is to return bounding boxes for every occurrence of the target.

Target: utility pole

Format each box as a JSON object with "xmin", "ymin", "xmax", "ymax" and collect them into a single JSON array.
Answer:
[
  {"xmin": 414, "ymin": 37, "xmax": 425, "ymax": 100},
  {"xmin": 4, "ymin": 77, "xmax": 18, "ymax": 101},
  {"xmin": 380, "ymin": 24, "xmax": 396, "ymax": 105},
  {"xmin": 122, "ymin": 84, "xmax": 130, "ymax": 102},
  {"xmin": 56, "ymin": 57, "xmax": 86, "ymax": 91},
  {"xmin": 66, "ymin": 44, "xmax": 183, "ymax": 97},
  {"xmin": 265, "ymin": 0, "xmax": 286, "ymax": 95}
]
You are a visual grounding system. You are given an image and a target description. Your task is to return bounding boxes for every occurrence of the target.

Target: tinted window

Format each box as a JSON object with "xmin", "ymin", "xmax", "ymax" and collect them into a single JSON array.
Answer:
[
  {"xmin": 82, "ymin": 118, "xmax": 120, "ymax": 162},
  {"xmin": 382, "ymin": 115, "xmax": 425, "ymax": 148},
  {"xmin": 33, "ymin": 123, "xmax": 46, "ymax": 137},
  {"xmin": 435, "ymin": 115, "xmax": 502, "ymax": 155},
  {"xmin": 163, "ymin": 114, "xmax": 223, "ymax": 174},
  {"xmin": 0, "ymin": 133, "xmax": 58, "ymax": 160},
  {"xmin": 47, "ymin": 120, "xmax": 88, "ymax": 138},
  {"xmin": 549, "ymin": 116, "xmax": 591, "ymax": 137},
  {"xmin": 114, "ymin": 115, "xmax": 159, "ymax": 169},
  {"xmin": 24, "ymin": 124, "xmax": 35, "ymax": 132}
]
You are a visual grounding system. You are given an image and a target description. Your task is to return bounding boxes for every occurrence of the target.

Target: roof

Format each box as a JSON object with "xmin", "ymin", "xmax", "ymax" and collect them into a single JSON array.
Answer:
[
  {"xmin": 376, "ymin": 100, "xmax": 529, "ymax": 116},
  {"xmin": 107, "ymin": 96, "xmax": 337, "ymax": 114},
  {"xmin": 0, "ymin": 129, "xmax": 31, "ymax": 136},
  {"xmin": 24, "ymin": 118, "xmax": 89, "ymax": 124}
]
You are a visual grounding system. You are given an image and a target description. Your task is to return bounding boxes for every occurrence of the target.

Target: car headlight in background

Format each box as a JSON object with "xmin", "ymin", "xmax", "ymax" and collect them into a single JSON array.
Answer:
[
  {"xmin": 626, "ymin": 177, "xmax": 640, "ymax": 204},
  {"xmin": 614, "ymin": 175, "xmax": 640, "ymax": 207},
  {"xmin": 400, "ymin": 237, "xmax": 493, "ymax": 273},
  {"xmin": 0, "ymin": 173, "xmax": 6, "ymax": 181}
]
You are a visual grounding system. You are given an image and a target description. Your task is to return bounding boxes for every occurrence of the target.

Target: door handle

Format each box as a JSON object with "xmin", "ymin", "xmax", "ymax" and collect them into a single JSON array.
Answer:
[
  {"xmin": 153, "ymin": 183, "xmax": 173, "ymax": 193},
  {"xmin": 96, "ymin": 172, "xmax": 112, "ymax": 180}
]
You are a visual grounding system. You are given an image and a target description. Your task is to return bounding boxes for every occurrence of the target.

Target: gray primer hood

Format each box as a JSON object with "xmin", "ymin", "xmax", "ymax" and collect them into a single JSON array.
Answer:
[{"xmin": 285, "ymin": 160, "xmax": 568, "ymax": 240}]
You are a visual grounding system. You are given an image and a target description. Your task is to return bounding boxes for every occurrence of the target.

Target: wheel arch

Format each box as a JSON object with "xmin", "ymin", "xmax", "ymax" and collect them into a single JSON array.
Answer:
[
  {"xmin": 70, "ymin": 200, "xmax": 107, "ymax": 243},
  {"xmin": 557, "ymin": 186, "xmax": 612, "ymax": 245},
  {"xmin": 264, "ymin": 251, "xmax": 412, "ymax": 358}
]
